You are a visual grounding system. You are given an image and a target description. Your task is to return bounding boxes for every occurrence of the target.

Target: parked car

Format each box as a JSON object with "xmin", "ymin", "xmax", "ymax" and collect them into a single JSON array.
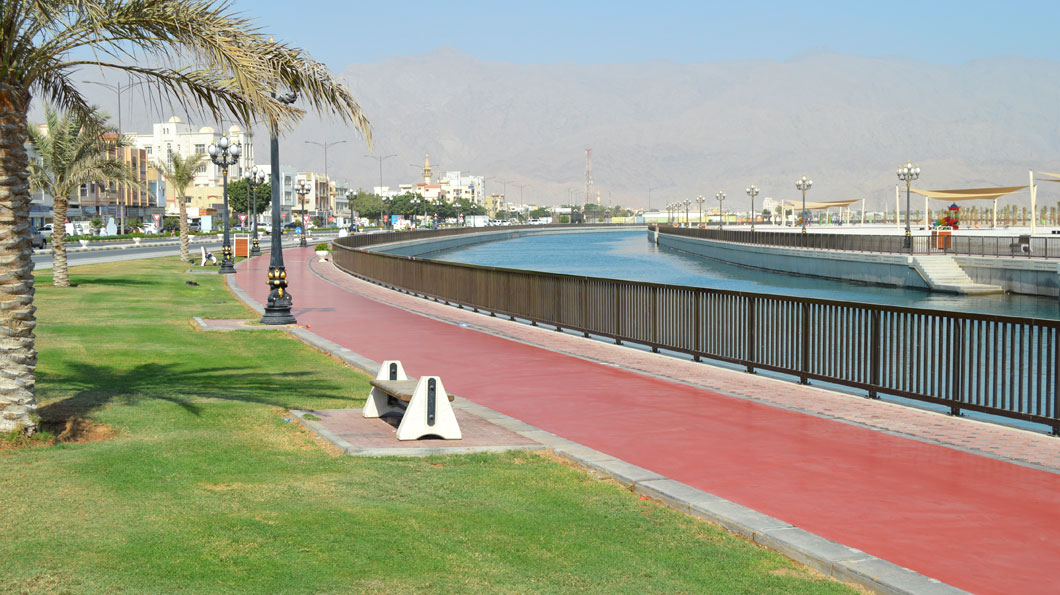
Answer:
[
  {"xmin": 187, "ymin": 220, "xmax": 202, "ymax": 232},
  {"xmin": 40, "ymin": 223, "xmax": 53, "ymax": 238},
  {"xmin": 30, "ymin": 227, "xmax": 47, "ymax": 249}
]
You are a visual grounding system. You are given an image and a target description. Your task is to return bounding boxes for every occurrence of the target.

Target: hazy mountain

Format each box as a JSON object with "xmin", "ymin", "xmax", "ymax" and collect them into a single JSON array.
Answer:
[{"xmin": 59, "ymin": 49, "xmax": 1060, "ymax": 211}]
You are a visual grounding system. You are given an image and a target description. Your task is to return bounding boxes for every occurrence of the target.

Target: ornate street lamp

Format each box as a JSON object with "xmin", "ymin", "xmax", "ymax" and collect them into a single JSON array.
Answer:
[
  {"xmin": 207, "ymin": 136, "xmax": 241, "ymax": 274},
  {"xmin": 244, "ymin": 166, "xmax": 266, "ymax": 257},
  {"xmin": 696, "ymin": 195, "xmax": 705, "ymax": 228},
  {"xmin": 746, "ymin": 184, "xmax": 760, "ymax": 232},
  {"xmin": 345, "ymin": 189, "xmax": 357, "ymax": 232},
  {"xmin": 795, "ymin": 176, "xmax": 812, "ymax": 233},
  {"xmin": 683, "ymin": 198, "xmax": 691, "ymax": 227},
  {"xmin": 897, "ymin": 161, "xmax": 920, "ymax": 250},
  {"xmin": 261, "ymin": 90, "xmax": 297, "ymax": 325},
  {"xmin": 294, "ymin": 180, "xmax": 311, "ymax": 247},
  {"xmin": 715, "ymin": 191, "xmax": 726, "ymax": 229}
]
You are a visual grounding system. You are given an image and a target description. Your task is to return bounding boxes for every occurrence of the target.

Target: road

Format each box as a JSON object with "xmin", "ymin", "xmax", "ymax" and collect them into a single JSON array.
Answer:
[{"xmin": 32, "ymin": 234, "xmax": 329, "ymax": 270}]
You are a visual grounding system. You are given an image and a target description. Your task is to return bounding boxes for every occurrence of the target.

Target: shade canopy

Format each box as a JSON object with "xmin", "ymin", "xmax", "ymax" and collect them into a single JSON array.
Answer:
[
  {"xmin": 1037, "ymin": 171, "xmax": 1060, "ymax": 183},
  {"xmin": 910, "ymin": 186, "xmax": 1027, "ymax": 201},
  {"xmin": 781, "ymin": 198, "xmax": 862, "ymax": 210}
]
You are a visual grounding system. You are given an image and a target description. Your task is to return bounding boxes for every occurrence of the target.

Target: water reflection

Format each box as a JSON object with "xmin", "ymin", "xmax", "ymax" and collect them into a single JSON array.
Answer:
[{"xmin": 431, "ymin": 231, "xmax": 1059, "ymax": 320}]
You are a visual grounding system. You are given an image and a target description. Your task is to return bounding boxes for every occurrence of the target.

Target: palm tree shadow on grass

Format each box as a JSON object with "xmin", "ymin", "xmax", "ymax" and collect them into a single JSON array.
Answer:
[
  {"xmin": 66, "ymin": 277, "xmax": 163, "ymax": 287},
  {"xmin": 37, "ymin": 361, "xmax": 352, "ymax": 424}
]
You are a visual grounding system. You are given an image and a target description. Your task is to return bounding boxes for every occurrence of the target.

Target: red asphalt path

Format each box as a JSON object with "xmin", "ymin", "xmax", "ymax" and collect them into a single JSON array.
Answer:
[{"xmin": 236, "ymin": 249, "xmax": 1060, "ymax": 594}]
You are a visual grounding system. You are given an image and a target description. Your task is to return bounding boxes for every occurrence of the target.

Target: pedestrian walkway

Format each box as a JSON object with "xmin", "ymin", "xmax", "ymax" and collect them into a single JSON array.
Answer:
[{"xmin": 233, "ymin": 248, "xmax": 1060, "ymax": 595}]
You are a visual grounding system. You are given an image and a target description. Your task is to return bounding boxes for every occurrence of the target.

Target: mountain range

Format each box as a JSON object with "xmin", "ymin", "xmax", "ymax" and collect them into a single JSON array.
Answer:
[{"xmin": 60, "ymin": 48, "xmax": 1060, "ymax": 211}]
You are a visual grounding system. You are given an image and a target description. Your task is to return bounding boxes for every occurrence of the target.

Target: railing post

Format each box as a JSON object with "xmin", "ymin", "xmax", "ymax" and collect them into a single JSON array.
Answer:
[
  {"xmin": 950, "ymin": 318, "xmax": 963, "ymax": 416},
  {"xmin": 800, "ymin": 302, "xmax": 811, "ymax": 384},
  {"xmin": 651, "ymin": 285, "xmax": 659, "ymax": 352},
  {"xmin": 583, "ymin": 277, "xmax": 590, "ymax": 337},
  {"xmin": 745, "ymin": 296, "xmax": 756, "ymax": 374},
  {"xmin": 614, "ymin": 282, "xmax": 622, "ymax": 345},
  {"xmin": 693, "ymin": 290, "xmax": 701, "ymax": 362},
  {"xmin": 869, "ymin": 310, "xmax": 880, "ymax": 398}
]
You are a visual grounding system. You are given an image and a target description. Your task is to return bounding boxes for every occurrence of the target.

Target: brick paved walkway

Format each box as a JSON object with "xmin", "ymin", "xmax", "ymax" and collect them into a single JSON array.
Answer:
[{"xmin": 234, "ymin": 248, "xmax": 1060, "ymax": 595}]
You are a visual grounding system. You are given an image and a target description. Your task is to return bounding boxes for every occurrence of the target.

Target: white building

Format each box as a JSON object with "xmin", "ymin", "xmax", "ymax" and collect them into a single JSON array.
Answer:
[{"xmin": 132, "ymin": 115, "xmax": 256, "ymax": 195}]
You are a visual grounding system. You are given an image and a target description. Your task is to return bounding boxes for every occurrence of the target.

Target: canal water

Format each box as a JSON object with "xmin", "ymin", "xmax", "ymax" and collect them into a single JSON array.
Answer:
[{"xmin": 431, "ymin": 230, "xmax": 1060, "ymax": 320}]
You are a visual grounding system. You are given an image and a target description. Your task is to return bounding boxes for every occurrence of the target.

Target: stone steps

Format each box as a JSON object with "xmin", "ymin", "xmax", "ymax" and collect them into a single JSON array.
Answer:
[{"xmin": 911, "ymin": 256, "xmax": 1005, "ymax": 295}]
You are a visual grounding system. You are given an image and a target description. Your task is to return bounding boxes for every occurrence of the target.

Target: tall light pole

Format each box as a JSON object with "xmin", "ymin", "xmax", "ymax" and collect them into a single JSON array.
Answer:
[
  {"xmin": 746, "ymin": 185, "xmax": 760, "ymax": 232},
  {"xmin": 796, "ymin": 176, "xmax": 812, "ymax": 234},
  {"xmin": 696, "ymin": 195, "xmax": 705, "ymax": 227},
  {"xmin": 897, "ymin": 161, "xmax": 920, "ymax": 250},
  {"xmin": 683, "ymin": 198, "xmax": 691, "ymax": 227},
  {"xmin": 244, "ymin": 165, "xmax": 266, "ymax": 256},
  {"xmin": 261, "ymin": 90, "xmax": 298, "ymax": 325},
  {"xmin": 82, "ymin": 79, "xmax": 148, "ymax": 233},
  {"xmin": 715, "ymin": 192, "xmax": 726, "ymax": 229},
  {"xmin": 294, "ymin": 180, "xmax": 311, "ymax": 247},
  {"xmin": 305, "ymin": 140, "xmax": 346, "ymax": 227},
  {"xmin": 345, "ymin": 189, "xmax": 357, "ymax": 232},
  {"xmin": 207, "ymin": 136, "xmax": 241, "ymax": 274}
]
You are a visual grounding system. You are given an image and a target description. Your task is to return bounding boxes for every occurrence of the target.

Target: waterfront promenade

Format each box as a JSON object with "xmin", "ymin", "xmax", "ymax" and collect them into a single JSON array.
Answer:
[{"xmin": 233, "ymin": 247, "xmax": 1060, "ymax": 594}]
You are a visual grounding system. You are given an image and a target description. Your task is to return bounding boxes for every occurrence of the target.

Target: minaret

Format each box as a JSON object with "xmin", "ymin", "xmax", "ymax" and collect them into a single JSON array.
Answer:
[{"xmin": 423, "ymin": 154, "xmax": 432, "ymax": 185}]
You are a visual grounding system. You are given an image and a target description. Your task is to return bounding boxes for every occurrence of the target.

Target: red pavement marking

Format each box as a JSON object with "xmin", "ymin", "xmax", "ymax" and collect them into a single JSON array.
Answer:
[{"xmin": 237, "ymin": 249, "xmax": 1060, "ymax": 595}]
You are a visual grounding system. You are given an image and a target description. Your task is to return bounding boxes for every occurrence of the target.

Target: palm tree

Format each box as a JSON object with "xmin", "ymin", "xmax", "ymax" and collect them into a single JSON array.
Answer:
[
  {"xmin": 158, "ymin": 153, "xmax": 208, "ymax": 262},
  {"xmin": 29, "ymin": 105, "xmax": 141, "ymax": 287},
  {"xmin": 0, "ymin": 0, "xmax": 372, "ymax": 434}
]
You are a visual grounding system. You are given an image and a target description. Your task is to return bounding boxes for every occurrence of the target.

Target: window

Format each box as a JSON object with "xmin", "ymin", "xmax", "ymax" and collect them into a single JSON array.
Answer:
[
  {"xmin": 194, "ymin": 144, "xmax": 205, "ymax": 154},
  {"xmin": 197, "ymin": 166, "xmax": 206, "ymax": 174},
  {"xmin": 145, "ymin": 146, "xmax": 152, "ymax": 155}
]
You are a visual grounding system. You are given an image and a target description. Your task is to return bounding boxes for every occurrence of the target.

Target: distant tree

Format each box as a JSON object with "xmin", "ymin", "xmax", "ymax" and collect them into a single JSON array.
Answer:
[
  {"xmin": 158, "ymin": 152, "xmax": 208, "ymax": 262},
  {"xmin": 226, "ymin": 179, "xmax": 272, "ymax": 216},
  {"xmin": 530, "ymin": 207, "xmax": 550, "ymax": 218}
]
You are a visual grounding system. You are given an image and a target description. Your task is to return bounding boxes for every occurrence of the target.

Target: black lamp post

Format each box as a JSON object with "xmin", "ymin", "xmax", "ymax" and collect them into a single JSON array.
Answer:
[
  {"xmin": 295, "ymin": 180, "xmax": 311, "ymax": 247},
  {"xmin": 208, "ymin": 135, "xmax": 241, "ymax": 274},
  {"xmin": 796, "ymin": 176, "xmax": 812, "ymax": 234},
  {"xmin": 261, "ymin": 90, "xmax": 297, "ymax": 326},
  {"xmin": 245, "ymin": 165, "xmax": 266, "ymax": 257},
  {"xmin": 746, "ymin": 184, "xmax": 760, "ymax": 232},
  {"xmin": 345, "ymin": 189, "xmax": 357, "ymax": 232},
  {"xmin": 897, "ymin": 161, "xmax": 920, "ymax": 251},
  {"xmin": 715, "ymin": 191, "xmax": 726, "ymax": 229}
]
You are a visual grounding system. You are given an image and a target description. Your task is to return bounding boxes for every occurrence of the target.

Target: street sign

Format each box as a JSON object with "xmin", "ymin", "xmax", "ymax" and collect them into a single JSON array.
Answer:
[
  {"xmin": 152, "ymin": 213, "xmax": 161, "ymax": 225},
  {"xmin": 328, "ymin": 216, "xmax": 335, "ymax": 222},
  {"xmin": 238, "ymin": 214, "xmax": 247, "ymax": 225},
  {"xmin": 303, "ymin": 214, "xmax": 311, "ymax": 224}
]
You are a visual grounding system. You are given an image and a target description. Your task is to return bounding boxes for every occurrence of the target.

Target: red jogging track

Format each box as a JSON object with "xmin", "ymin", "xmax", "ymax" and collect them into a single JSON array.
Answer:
[{"xmin": 235, "ymin": 248, "xmax": 1060, "ymax": 594}]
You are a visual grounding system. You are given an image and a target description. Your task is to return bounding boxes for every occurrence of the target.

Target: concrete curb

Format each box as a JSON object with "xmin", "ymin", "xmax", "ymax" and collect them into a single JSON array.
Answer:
[{"xmin": 219, "ymin": 254, "xmax": 967, "ymax": 595}]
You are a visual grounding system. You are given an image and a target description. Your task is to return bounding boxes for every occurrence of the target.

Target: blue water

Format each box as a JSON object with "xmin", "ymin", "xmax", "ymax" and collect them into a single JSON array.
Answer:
[{"xmin": 432, "ymin": 231, "xmax": 1060, "ymax": 320}]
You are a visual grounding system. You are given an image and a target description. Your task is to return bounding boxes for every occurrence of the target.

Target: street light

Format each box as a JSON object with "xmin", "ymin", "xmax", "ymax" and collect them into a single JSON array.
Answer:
[
  {"xmin": 305, "ymin": 139, "xmax": 347, "ymax": 226},
  {"xmin": 260, "ymin": 89, "xmax": 297, "ymax": 325},
  {"xmin": 207, "ymin": 136, "xmax": 241, "ymax": 274},
  {"xmin": 715, "ymin": 192, "xmax": 726, "ymax": 229},
  {"xmin": 345, "ymin": 189, "xmax": 357, "ymax": 232},
  {"xmin": 294, "ymin": 180, "xmax": 311, "ymax": 247},
  {"xmin": 745, "ymin": 185, "xmax": 760, "ymax": 232},
  {"xmin": 82, "ymin": 79, "xmax": 149, "ymax": 233},
  {"xmin": 896, "ymin": 161, "xmax": 920, "ymax": 250},
  {"xmin": 243, "ymin": 165, "xmax": 266, "ymax": 256},
  {"xmin": 696, "ymin": 195, "xmax": 705, "ymax": 228},
  {"xmin": 795, "ymin": 176, "xmax": 812, "ymax": 233},
  {"xmin": 683, "ymin": 198, "xmax": 691, "ymax": 227}
]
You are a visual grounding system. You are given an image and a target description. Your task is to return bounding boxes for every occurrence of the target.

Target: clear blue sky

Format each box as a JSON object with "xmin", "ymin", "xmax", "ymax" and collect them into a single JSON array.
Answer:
[{"xmin": 243, "ymin": 0, "xmax": 1059, "ymax": 69}]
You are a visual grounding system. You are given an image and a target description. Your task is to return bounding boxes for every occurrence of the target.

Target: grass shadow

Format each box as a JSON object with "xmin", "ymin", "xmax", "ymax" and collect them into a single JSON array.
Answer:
[{"xmin": 37, "ymin": 361, "xmax": 348, "ymax": 424}]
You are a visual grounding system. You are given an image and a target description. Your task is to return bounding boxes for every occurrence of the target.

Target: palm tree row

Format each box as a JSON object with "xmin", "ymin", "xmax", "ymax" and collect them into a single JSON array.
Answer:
[{"xmin": 0, "ymin": 0, "xmax": 372, "ymax": 434}]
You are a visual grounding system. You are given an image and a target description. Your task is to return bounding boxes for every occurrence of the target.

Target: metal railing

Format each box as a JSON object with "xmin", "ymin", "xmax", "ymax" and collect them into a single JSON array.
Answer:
[
  {"xmin": 333, "ymin": 234, "xmax": 1060, "ymax": 434},
  {"xmin": 344, "ymin": 223, "xmax": 632, "ymax": 250},
  {"xmin": 659, "ymin": 226, "xmax": 1060, "ymax": 258}
]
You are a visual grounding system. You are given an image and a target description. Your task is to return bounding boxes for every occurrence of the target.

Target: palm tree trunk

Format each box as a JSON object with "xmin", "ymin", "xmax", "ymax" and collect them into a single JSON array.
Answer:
[
  {"xmin": 52, "ymin": 196, "xmax": 70, "ymax": 286},
  {"xmin": 179, "ymin": 198, "xmax": 190, "ymax": 262},
  {"xmin": 0, "ymin": 84, "xmax": 38, "ymax": 434}
]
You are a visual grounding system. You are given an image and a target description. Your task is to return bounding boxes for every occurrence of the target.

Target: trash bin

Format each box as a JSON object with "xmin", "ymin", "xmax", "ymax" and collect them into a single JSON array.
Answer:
[
  {"xmin": 936, "ymin": 230, "xmax": 952, "ymax": 250},
  {"xmin": 234, "ymin": 236, "xmax": 250, "ymax": 257}
]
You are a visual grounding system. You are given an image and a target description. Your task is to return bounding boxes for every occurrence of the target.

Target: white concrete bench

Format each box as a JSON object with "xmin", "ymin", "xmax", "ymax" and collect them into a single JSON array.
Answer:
[
  {"xmin": 200, "ymin": 245, "xmax": 217, "ymax": 266},
  {"xmin": 364, "ymin": 360, "xmax": 462, "ymax": 440}
]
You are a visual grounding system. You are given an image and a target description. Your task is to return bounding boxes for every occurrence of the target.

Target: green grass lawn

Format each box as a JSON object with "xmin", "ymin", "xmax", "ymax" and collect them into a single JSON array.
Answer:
[{"xmin": 1, "ymin": 257, "xmax": 853, "ymax": 594}]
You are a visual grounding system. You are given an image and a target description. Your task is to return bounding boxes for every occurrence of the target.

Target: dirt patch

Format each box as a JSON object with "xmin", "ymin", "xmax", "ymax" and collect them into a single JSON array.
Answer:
[{"xmin": 1, "ymin": 417, "xmax": 115, "ymax": 451}]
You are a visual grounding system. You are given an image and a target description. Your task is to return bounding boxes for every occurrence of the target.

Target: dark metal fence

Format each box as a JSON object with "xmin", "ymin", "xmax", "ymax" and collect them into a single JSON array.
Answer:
[
  {"xmin": 333, "ymin": 235, "xmax": 1060, "ymax": 434},
  {"xmin": 659, "ymin": 225, "xmax": 1060, "ymax": 258},
  {"xmin": 344, "ymin": 223, "xmax": 625, "ymax": 250}
]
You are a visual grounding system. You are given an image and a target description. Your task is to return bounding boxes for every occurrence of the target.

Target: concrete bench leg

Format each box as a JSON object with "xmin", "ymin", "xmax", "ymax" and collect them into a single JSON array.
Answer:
[
  {"xmin": 396, "ymin": 377, "xmax": 462, "ymax": 441},
  {"xmin": 363, "ymin": 360, "xmax": 408, "ymax": 418}
]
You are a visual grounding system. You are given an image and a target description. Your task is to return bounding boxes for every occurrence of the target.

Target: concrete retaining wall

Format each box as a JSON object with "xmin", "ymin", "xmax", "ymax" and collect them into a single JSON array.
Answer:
[{"xmin": 657, "ymin": 232, "xmax": 1060, "ymax": 297}]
